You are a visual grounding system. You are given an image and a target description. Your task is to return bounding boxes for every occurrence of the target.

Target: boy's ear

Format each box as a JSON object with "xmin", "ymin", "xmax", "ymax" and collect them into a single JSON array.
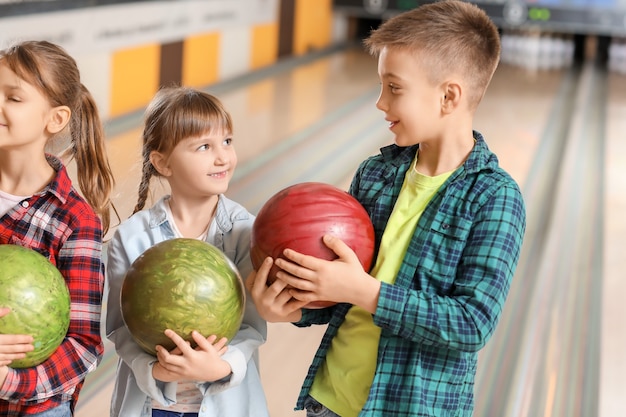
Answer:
[
  {"xmin": 46, "ymin": 105, "xmax": 71, "ymax": 134},
  {"xmin": 441, "ymin": 81, "xmax": 462, "ymax": 113},
  {"xmin": 149, "ymin": 151, "xmax": 172, "ymax": 177}
]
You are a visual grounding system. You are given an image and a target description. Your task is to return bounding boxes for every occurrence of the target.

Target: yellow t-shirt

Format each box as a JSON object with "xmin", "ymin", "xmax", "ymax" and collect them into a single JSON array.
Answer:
[{"xmin": 309, "ymin": 157, "xmax": 453, "ymax": 417}]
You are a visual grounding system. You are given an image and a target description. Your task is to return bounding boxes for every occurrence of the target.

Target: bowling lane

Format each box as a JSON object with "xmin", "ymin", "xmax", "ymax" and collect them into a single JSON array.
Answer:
[
  {"xmin": 474, "ymin": 65, "xmax": 564, "ymax": 184},
  {"xmin": 599, "ymin": 71, "xmax": 626, "ymax": 417}
]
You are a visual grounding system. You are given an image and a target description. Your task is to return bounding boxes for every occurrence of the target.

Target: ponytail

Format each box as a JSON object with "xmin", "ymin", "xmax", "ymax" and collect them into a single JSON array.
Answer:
[{"xmin": 63, "ymin": 85, "xmax": 115, "ymax": 235}]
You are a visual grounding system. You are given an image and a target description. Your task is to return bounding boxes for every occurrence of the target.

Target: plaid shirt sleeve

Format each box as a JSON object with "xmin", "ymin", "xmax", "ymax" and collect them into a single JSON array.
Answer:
[{"xmin": 0, "ymin": 164, "xmax": 104, "ymax": 412}]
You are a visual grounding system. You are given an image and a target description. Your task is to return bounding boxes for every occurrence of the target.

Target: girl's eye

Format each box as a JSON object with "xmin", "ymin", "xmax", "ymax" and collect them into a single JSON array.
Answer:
[
  {"xmin": 223, "ymin": 138, "xmax": 233, "ymax": 146},
  {"xmin": 389, "ymin": 83, "xmax": 400, "ymax": 93},
  {"xmin": 197, "ymin": 144, "xmax": 209, "ymax": 151}
]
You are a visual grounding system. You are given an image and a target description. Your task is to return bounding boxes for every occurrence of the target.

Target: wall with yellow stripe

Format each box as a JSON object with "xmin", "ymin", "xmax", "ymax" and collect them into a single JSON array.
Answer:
[
  {"xmin": 108, "ymin": 27, "xmax": 257, "ymax": 117},
  {"xmin": 293, "ymin": 0, "xmax": 334, "ymax": 55},
  {"xmin": 0, "ymin": 0, "xmax": 344, "ymax": 120}
]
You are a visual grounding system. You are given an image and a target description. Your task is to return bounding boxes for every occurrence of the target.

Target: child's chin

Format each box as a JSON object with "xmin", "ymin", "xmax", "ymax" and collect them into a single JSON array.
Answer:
[{"xmin": 394, "ymin": 136, "xmax": 413, "ymax": 147}]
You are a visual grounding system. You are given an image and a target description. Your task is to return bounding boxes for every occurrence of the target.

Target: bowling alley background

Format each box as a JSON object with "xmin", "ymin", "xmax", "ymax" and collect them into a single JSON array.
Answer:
[
  {"xmin": 2, "ymin": 1, "xmax": 626, "ymax": 416},
  {"xmin": 0, "ymin": 0, "xmax": 346, "ymax": 120},
  {"xmin": 3, "ymin": 0, "xmax": 626, "ymax": 126}
]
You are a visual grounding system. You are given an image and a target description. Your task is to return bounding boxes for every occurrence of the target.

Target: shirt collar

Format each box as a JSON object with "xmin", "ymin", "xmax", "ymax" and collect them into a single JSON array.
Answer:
[
  {"xmin": 380, "ymin": 143, "xmax": 418, "ymax": 167},
  {"xmin": 148, "ymin": 194, "xmax": 233, "ymax": 233},
  {"xmin": 379, "ymin": 131, "xmax": 496, "ymax": 177},
  {"xmin": 41, "ymin": 154, "xmax": 71, "ymax": 205},
  {"xmin": 463, "ymin": 131, "xmax": 497, "ymax": 175}
]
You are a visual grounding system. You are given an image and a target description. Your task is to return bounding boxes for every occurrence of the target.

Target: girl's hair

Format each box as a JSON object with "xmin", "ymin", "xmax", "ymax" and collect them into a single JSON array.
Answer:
[
  {"xmin": 0, "ymin": 40, "xmax": 116, "ymax": 234},
  {"xmin": 133, "ymin": 86, "xmax": 233, "ymax": 214},
  {"xmin": 364, "ymin": 0, "xmax": 501, "ymax": 110}
]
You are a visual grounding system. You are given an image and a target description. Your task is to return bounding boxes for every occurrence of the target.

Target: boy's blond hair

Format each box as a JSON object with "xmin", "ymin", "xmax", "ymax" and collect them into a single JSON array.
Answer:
[{"xmin": 364, "ymin": 0, "xmax": 501, "ymax": 110}]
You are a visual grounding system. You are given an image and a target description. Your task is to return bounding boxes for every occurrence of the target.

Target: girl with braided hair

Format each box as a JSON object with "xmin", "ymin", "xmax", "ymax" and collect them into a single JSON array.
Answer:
[{"xmin": 105, "ymin": 86, "xmax": 268, "ymax": 417}]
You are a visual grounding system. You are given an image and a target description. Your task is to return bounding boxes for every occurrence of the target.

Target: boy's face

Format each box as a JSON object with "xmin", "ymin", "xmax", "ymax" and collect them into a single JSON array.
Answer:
[{"xmin": 375, "ymin": 47, "xmax": 444, "ymax": 147}]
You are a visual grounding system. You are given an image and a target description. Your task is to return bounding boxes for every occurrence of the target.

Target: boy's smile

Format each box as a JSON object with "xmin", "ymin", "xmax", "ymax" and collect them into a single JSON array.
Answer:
[{"xmin": 385, "ymin": 118, "xmax": 398, "ymax": 129}]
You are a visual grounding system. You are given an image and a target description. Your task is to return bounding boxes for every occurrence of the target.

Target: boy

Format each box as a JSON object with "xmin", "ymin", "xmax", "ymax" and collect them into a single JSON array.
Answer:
[{"xmin": 247, "ymin": 1, "xmax": 526, "ymax": 416}]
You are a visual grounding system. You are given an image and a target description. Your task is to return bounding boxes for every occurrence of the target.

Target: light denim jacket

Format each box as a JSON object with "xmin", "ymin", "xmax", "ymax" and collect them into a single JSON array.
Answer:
[{"xmin": 105, "ymin": 195, "xmax": 269, "ymax": 417}]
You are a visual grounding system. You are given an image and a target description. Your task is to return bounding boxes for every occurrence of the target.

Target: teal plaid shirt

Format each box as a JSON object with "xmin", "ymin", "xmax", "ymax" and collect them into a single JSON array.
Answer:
[{"xmin": 295, "ymin": 132, "xmax": 526, "ymax": 416}]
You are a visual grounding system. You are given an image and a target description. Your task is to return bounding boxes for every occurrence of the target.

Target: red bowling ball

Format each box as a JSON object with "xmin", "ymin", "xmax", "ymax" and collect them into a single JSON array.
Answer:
[{"xmin": 250, "ymin": 182, "xmax": 375, "ymax": 308}]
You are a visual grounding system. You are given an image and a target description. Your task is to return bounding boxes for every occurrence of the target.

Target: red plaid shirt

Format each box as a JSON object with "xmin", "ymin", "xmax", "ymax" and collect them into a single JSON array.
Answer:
[{"xmin": 0, "ymin": 157, "xmax": 104, "ymax": 415}]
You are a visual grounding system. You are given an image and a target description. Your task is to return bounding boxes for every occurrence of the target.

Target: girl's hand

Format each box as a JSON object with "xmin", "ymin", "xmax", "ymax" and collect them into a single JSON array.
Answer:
[
  {"xmin": 0, "ymin": 308, "xmax": 34, "ymax": 366},
  {"xmin": 275, "ymin": 235, "xmax": 381, "ymax": 313},
  {"xmin": 153, "ymin": 329, "xmax": 230, "ymax": 383},
  {"xmin": 245, "ymin": 257, "xmax": 307, "ymax": 323}
]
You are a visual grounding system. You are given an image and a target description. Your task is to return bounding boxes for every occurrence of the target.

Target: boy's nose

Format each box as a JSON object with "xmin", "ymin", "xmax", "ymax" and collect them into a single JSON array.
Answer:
[{"xmin": 375, "ymin": 93, "xmax": 388, "ymax": 112}]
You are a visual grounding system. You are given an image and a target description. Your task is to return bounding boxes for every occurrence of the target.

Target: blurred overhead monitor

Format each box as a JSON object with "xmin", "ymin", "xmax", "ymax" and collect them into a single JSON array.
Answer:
[{"xmin": 333, "ymin": 0, "xmax": 626, "ymax": 36}]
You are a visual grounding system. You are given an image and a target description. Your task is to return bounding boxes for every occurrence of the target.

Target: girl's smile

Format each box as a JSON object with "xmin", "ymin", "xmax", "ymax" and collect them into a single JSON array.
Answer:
[{"xmin": 208, "ymin": 170, "xmax": 229, "ymax": 179}]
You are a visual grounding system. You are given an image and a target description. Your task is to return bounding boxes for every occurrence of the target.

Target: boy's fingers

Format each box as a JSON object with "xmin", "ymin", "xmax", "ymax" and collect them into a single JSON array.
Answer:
[{"xmin": 322, "ymin": 234, "xmax": 357, "ymax": 262}]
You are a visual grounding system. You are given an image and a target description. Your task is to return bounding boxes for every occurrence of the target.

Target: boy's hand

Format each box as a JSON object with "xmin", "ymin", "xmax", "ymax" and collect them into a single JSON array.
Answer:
[
  {"xmin": 0, "ymin": 307, "xmax": 34, "ymax": 366},
  {"xmin": 0, "ymin": 365, "xmax": 8, "ymax": 387},
  {"xmin": 275, "ymin": 235, "xmax": 381, "ymax": 313},
  {"xmin": 245, "ymin": 257, "xmax": 306, "ymax": 323},
  {"xmin": 153, "ymin": 329, "xmax": 230, "ymax": 383}
]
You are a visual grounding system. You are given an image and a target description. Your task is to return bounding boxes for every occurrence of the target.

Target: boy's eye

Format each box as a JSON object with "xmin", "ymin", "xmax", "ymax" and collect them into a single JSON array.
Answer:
[
  {"xmin": 389, "ymin": 83, "xmax": 400, "ymax": 93},
  {"xmin": 224, "ymin": 138, "xmax": 233, "ymax": 146},
  {"xmin": 197, "ymin": 144, "xmax": 209, "ymax": 151}
]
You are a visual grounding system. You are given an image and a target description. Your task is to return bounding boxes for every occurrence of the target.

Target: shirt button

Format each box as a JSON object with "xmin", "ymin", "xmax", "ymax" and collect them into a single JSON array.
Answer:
[
  {"xmin": 442, "ymin": 223, "xmax": 450, "ymax": 229},
  {"xmin": 21, "ymin": 201, "xmax": 29, "ymax": 208}
]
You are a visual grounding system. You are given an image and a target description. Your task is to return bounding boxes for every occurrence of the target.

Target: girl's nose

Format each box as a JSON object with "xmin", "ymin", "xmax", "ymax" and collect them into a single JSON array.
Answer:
[{"xmin": 214, "ymin": 149, "xmax": 229, "ymax": 165}]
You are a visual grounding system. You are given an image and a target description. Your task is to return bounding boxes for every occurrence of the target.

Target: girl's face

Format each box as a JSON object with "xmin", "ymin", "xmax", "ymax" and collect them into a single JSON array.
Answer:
[
  {"xmin": 0, "ymin": 62, "xmax": 55, "ymax": 152},
  {"xmin": 158, "ymin": 128, "xmax": 237, "ymax": 199},
  {"xmin": 374, "ymin": 47, "xmax": 444, "ymax": 147}
]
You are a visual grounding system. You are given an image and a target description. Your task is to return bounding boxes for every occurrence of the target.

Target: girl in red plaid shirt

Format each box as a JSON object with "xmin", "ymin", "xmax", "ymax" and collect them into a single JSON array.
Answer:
[{"xmin": 0, "ymin": 40, "xmax": 115, "ymax": 416}]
